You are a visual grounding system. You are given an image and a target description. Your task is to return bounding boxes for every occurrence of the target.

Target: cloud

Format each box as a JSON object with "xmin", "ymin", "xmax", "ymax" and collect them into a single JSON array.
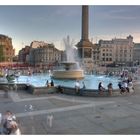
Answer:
[
  {"xmin": 95, "ymin": 6, "xmax": 140, "ymax": 20},
  {"xmin": 92, "ymin": 32, "xmax": 140, "ymax": 43},
  {"xmin": 53, "ymin": 6, "xmax": 81, "ymax": 17}
]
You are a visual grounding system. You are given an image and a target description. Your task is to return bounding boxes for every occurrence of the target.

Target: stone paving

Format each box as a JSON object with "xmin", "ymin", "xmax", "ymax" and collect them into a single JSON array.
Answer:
[{"xmin": 0, "ymin": 82, "xmax": 140, "ymax": 134}]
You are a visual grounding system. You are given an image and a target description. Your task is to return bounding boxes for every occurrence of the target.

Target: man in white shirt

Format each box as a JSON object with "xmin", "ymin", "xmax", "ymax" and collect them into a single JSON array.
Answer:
[{"xmin": 75, "ymin": 80, "xmax": 80, "ymax": 94}]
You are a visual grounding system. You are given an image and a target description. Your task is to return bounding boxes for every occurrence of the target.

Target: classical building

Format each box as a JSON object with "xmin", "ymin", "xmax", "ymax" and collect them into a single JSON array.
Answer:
[
  {"xmin": 18, "ymin": 41, "xmax": 63, "ymax": 69},
  {"xmin": 76, "ymin": 6, "xmax": 94, "ymax": 72},
  {"xmin": 29, "ymin": 43, "xmax": 63, "ymax": 69},
  {"xmin": 30, "ymin": 41, "xmax": 48, "ymax": 48},
  {"xmin": 98, "ymin": 40, "xmax": 114, "ymax": 66},
  {"xmin": 98, "ymin": 35, "xmax": 134, "ymax": 66},
  {"xmin": 18, "ymin": 45, "xmax": 31, "ymax": 63},
  {"xmin": 0, "ymin": 34, "xmax": 15, "ymax": 62},
  {"xmin": 133, "ymin": 43, "xmax": 140, "ymax": 66}
]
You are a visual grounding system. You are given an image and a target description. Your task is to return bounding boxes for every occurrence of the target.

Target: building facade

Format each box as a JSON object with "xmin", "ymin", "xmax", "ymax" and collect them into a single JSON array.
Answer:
[
  {"xmin": 18, "ymin": 41, "xmax": 63, "ymax": 69},
  {"xmin": 18, "ymin": 45, "xmax": 31, "ymax": 63},
  {"xmin": 97, "ymin": 35, "xmax": 134, "ymax": 66},
  {"xmin": 92, "ymin": 44, "xmax": 100, "ymax": 66},
  {"xmin": 0, "ymin": 34, "xmax": 15, "ymax": 62},
  {"xmin": 98, "ymin": 40, "xmax": 114, "ymax": 66},
  {"xmin": 29, "ymin": 43, "xmax": 62, "ymax": 69},
  {"xmin": 133, "ymin": 43, "xmax": 140, "ymax": 66}
]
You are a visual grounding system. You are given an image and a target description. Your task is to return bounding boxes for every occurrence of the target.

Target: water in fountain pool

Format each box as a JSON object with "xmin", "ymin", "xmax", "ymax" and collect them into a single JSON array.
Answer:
[{"xmin": 15, "ymin": 73, "xmax": 119, "ymax": 90}]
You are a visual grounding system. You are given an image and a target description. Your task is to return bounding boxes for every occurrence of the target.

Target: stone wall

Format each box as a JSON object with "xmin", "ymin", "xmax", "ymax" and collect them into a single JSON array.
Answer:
[
  {"xmin": 59, "ymin": 86, "xmax": 120, "ymax": 97},
  {"xmin": 27, "ymin": 85, "xmax": 57, "ymax": 95},
  {"xmin": 0, "ymin": 83, "xmax": 134, "ymax": 97}
]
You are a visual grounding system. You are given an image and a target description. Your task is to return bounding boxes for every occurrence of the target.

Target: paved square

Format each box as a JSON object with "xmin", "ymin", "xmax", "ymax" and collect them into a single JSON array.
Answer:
[{"xmin": 1, "ymin": 85, "xmax": 140, "ymax": 135}]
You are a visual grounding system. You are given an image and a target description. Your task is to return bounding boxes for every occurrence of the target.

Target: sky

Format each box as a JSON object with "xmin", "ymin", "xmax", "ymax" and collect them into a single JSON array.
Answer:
[{"xmin": 1, "ymin": 5, "xmax": 140, "ymax": 54}]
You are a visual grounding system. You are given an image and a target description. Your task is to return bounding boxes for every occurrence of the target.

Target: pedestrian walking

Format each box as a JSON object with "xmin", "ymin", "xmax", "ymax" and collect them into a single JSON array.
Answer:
[{"xmin": 47, "ymin": 114, "xmax": 54, "ymax": 128}]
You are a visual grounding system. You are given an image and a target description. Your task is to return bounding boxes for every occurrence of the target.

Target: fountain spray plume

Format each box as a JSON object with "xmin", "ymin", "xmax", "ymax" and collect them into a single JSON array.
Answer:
[
  {"xmin": 63, "ymin": 35, "xmax": 75, "ymax": 62},
  {"xmin": 52, "ymin": 35, "xmax": 84, "ymax": 79},
  {"xmin": 63, "ymin": 35, "xmax": 80, "ymax": 69}
]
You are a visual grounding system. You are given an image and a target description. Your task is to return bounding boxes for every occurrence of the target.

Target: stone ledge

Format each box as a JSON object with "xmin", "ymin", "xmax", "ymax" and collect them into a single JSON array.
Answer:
[{"xmin": 0, "ymin": 83, "xmax": 135, "ymax": 97}]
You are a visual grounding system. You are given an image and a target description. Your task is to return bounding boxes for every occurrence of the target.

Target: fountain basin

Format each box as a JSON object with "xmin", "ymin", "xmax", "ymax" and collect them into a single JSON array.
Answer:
[{"xmin": 52, "ymin": 70, "xmax": 84, "ymax": 79}]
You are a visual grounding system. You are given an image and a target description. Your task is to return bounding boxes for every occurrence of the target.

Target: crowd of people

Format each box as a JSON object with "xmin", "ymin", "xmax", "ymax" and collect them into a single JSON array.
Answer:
[
  {"xmin": 74, "ymin": 79, "xmax": 133, "ymax": 96},
  {"xmin": 98, "ymin": 75, "xmax": 134, "ymax": 96},
  {"xmin": 0, "ymin": 111, "xmax": 21, "ymax": 135},
  {"xmin": 118, "ymin": 76, "xmax": 134, "ymax": 94}
]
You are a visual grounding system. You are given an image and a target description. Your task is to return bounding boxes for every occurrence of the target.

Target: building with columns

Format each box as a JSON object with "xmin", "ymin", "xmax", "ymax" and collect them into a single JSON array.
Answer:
[
  {"xmin": 19, "ymin": 41, "xmax": 63, "ymax": 69},
  {"xmin": 29, "ymin": 43, "xmax": 63, "ymax": 69},
  {"xmin": 18, "ymin": 41, "xmax": 63, "ymax": 69},
  {"xmin": 0, "ymin": 34, "xmax": 15, "ymax": 62},
  {"xmin": 97, "ymin": 35, "xmax": 134, "ymax": 66},
  {"xmin": 98, "ymin": 39, "xmax": 114, "ymax": 66}
]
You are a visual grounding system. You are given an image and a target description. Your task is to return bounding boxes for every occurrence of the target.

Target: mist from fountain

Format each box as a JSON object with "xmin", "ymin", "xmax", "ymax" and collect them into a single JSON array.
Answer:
[
  {"xmin": 52, "ymin": 36, "xmax": 84, "ymax": 79},
  {"xmin": 63, "ymin": 36, "xmax": 81, "ymax": 70}
]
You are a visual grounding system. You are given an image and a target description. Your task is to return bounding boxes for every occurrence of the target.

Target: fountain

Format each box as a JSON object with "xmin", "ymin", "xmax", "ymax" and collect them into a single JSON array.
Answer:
[{"xmin": 52, "ymin": 36, "xmax": 84, "ymax": 79}]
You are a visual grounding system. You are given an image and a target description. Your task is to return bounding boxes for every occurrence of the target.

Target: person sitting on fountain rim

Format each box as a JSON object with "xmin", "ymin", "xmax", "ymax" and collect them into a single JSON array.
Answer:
[
  {"xmin": 57, "ymin": 85, "xmax": 64, "ymax": 93},
  {"xmin": 50, "ymin": 80, "xmax": 54, "ymax": 87},
  {"xmin": 75, "ymin": 80, "xmax": 80, "ymax": 94},
  {"xmin": 107, "ymin": 83, "xmax": 113, "ymax": 96},
  {"xmin": 46, "ymin": 80, "xmax": 49, "ymax": 87},
  {"xmin": 98, "ymin": 82, "xmax": 105, "ymax": 95}
]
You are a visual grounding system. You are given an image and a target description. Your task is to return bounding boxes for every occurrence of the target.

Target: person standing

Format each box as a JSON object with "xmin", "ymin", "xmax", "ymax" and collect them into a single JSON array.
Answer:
[
  {"xmin": 82, "ymin": 81, "xmax": 86, "ymax": 89},
  {"xmin": 75, "ymin": 80, "xmax": 80, "ymax": 94}
]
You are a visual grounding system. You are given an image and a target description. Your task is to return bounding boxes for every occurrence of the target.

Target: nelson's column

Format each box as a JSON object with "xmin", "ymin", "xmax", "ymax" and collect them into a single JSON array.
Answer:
[{"xmin": 76, "ymin": 5, "xmax": 94, "ymax": 73}]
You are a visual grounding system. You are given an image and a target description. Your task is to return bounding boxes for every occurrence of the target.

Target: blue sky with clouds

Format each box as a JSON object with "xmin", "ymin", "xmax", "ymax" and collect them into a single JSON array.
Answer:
[{"xmin": 1, "ymin": 5, "xmax": 140, "ymax": 54}]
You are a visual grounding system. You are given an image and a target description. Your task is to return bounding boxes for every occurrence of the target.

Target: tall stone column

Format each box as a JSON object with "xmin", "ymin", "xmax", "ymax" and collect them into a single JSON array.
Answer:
[
  {"xmin": 76, "ymin": 5, "xmax": 94, "ymax": 72},
  {"xmin": 77, "ymin": 5, "xmax": 93, "ymax": 58},
  {"xmin": 82, "ymin": 6, "xmax": 89, "ymax": 41}
]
